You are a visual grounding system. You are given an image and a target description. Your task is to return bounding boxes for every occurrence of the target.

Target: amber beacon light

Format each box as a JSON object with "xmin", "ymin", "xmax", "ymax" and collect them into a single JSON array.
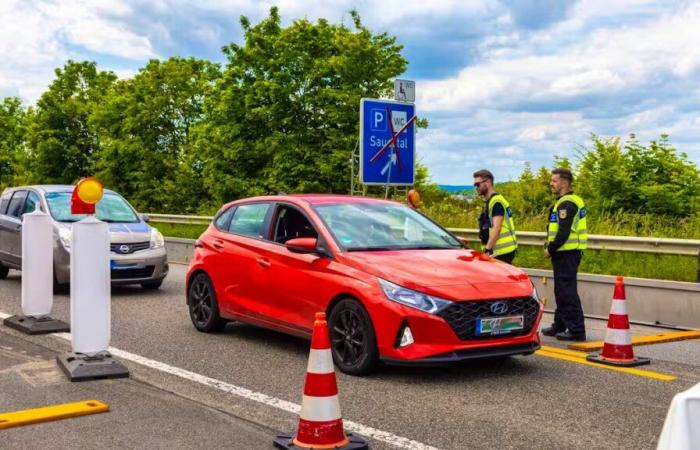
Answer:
[{"xmin": 71, "ymin": 177, "xmax": 104, "ymax": 215}]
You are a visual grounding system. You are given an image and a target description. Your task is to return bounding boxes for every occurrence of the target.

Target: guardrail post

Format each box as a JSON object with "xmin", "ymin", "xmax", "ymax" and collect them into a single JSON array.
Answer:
[{"xmin": 697, "ymin": 250, "xmax": 700, "ymax": 283}]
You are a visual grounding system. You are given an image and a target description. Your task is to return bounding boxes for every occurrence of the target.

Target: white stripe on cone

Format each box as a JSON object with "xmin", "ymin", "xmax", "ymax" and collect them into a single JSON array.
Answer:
[
  {"xmin": 300, "ymin": 395, "xmax": 343, "ymax": 422},
  {"xmin": 610, "ymin": 299, "xmax": 628, "ymax": 315},
  {"xmin": 307, "ymin": 349, "xmax": 334, "ymax": 374},
  {"xmin": 604, "ymin": 328, "xmax": 633, "ymax": 346}
]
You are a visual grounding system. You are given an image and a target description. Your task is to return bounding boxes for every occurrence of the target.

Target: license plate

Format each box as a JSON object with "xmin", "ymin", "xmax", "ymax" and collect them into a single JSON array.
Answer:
[
  {"xmin": 476, "ymin": 315, "xmax": 524, "ymax": 336},
  {"xmin": 110, "ymin": 261, "xmax": 142, "ymax": 270}
]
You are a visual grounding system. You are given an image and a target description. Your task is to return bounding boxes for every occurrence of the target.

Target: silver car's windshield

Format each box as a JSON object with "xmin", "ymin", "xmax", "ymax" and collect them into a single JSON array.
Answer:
[
  {"xmin": 314, "ymin": 202, "xmax": 462, "ymax": 251},
  {"xmin": 45, "ymin": 192, "xmax": 139, "ymax": 223}
]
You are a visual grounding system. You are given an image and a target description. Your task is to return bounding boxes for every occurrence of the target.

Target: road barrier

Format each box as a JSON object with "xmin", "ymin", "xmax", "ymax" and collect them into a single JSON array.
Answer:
[{"xmin": 164, "ymin": 238, "xmax": 700, "ymax": 329}]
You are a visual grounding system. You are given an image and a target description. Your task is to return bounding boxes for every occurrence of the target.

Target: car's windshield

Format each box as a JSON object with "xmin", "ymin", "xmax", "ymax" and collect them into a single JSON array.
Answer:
[
  {"xmin": 45, "ymin": 192, "xmax": 139, "ymax": 223},
  {"xmin": 314, "ymin": 202, "xmax": 462, "ymax": 251}
]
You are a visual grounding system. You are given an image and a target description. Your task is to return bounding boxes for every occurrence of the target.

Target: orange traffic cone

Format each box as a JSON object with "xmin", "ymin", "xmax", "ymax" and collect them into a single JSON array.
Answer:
[
  {"xmin": 274, "ymin": 312, "xmax": 368, "ymax": 450},
  {"xmin": 587, "ymin": 277, "xmax": 650, "ymax": 367}
]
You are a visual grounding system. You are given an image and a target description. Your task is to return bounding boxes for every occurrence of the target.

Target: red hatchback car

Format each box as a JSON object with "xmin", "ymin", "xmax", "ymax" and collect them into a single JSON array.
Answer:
[{"xmin": 186, "ymin": 195, "xmax": 543, "ymax": 375}]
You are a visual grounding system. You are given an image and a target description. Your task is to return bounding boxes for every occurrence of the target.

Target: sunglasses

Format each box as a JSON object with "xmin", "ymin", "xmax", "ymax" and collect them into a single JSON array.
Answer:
[{"xmin": 474, "ymin": 180, "xmax": 488, "ymax": 188}]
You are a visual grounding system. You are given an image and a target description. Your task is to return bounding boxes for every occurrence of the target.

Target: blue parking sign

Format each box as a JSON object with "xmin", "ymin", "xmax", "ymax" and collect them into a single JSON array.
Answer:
[{"xmin": 360, "ymin": 98, "xmax": 416, "ymax": 185}]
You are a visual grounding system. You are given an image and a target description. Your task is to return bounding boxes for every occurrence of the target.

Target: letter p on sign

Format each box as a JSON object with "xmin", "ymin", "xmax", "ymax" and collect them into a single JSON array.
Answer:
[{"xmin": 371, "ymin": 109, "xmax": 386, "ymax": 131}]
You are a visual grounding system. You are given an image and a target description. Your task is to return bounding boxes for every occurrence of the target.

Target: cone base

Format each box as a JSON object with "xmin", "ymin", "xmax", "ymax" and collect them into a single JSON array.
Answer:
[
  {"xmin": 587, "ymin": 353, "xmax": 651, "ymax": 367},
  {"xmin": 3, "ymin": 315, "xmax": 70, "ymax": 335},
  {"xmin": 273, "ymin": 432, "xmax": 369, "ymax": 450},
  {"xmin": 56, "ymin": 352, "xmax": 130, "ymax": 382}
]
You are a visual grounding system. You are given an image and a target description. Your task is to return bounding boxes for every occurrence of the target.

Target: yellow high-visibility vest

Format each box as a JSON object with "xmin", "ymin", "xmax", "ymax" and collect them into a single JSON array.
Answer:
[
  {"xmin": 488, "ymin": 194, "xmax": 517, "ymax": 256},
  {"xmin": 547, "ymin": 194, "xmax": 588, "ymax": 251}
]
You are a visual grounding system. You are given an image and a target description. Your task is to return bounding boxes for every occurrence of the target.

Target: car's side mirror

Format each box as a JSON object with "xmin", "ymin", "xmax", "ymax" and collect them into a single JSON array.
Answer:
[
  {"xmin": 285, "ymin": 237, "xmax": 319, "ymax": 254},
  {"xmin": 140, "ymin": 213, "xmax": 150, "ymax": 223}
]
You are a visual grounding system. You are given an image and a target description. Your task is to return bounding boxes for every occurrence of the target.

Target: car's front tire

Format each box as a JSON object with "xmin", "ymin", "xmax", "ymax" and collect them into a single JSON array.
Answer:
[
  {"xmin": 328, "ymin": 298, "xmax": 379, "ymax": 376},
  {"xmin": 188, "ymin": 272, "xmax": 226, "ymax": 332}
]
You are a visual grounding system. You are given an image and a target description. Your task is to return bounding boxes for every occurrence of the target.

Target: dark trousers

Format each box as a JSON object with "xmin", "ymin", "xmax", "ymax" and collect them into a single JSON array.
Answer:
[
  {"xmin": 551, "ymin": 250, "xmax": 585, "ymax": 334},
  {"xmin": 495, "ymin": 251, "xmax": 516, "ymax": 265}
]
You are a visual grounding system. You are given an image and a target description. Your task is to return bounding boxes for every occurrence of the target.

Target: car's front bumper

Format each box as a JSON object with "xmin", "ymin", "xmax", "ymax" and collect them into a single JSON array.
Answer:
[
  {"xmin": 380, "ymin": 342, "xmax": 541, "ymax": 366},
  {"xmin": 54, "ymin": 244, "xmax": 168, "ymax": 286}
]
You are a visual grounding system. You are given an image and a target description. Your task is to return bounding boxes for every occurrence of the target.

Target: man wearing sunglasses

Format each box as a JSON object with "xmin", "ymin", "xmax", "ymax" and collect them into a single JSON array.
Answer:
[{"xmin": 473, "ymin": 169, "xmax": 518, "ymax": 264}]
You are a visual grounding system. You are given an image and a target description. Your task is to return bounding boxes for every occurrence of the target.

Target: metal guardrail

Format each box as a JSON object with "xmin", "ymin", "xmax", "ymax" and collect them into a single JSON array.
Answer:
[{"xmin": 148, "ymin": 213, "xmax": 700, "ymax": 257}]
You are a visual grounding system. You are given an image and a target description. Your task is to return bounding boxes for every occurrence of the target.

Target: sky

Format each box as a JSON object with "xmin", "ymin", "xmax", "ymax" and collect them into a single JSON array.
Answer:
[{"xmin": 2, "ymin": 0, "xmax": 700, "ymax": 185}]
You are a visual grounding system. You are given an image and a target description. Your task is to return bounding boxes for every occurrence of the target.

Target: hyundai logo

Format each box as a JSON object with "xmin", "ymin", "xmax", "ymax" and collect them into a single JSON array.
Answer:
[
  {"xmin": 490, "ymin": 301, "xmax": 508, "ymax": 315},
  {"xmin": 119, "ymin": 245, "xmax": 130, "ymax": 254}
]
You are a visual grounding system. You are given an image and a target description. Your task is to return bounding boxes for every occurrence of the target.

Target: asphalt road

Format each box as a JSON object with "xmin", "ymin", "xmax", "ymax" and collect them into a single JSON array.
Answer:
[{"xmin": 0, "ymin": 264, "xmax": 698, "ymax": 450}]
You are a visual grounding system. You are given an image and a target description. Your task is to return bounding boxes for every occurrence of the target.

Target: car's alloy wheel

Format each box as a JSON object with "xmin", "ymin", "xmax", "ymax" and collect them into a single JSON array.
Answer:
[
  {"xmin": 188, "ymin": 273, "xmax": 226, "ymax": 332},
  {"xmin": 329, "ymin": 298, "xmax": 379, "ymax": 376}
]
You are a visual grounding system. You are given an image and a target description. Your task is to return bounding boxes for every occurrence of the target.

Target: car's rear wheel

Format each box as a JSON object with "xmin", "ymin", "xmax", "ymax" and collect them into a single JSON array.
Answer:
[
  {"xmin": 188, "ymin": 272, "xmax": 226, "ymax": 332},
  {"xmin": 328, "ymin": 298, "xmax": 379, "ymax": 376},
  {"xmin": 0, "ymin": 264, "xmax": 8, "ymax": 280}
]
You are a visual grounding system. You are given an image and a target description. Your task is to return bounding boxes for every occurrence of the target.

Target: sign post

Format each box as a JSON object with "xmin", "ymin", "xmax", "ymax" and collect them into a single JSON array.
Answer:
[{"xmin": 359, "ymin": 98, "xmax": 416, "ymax": 187}]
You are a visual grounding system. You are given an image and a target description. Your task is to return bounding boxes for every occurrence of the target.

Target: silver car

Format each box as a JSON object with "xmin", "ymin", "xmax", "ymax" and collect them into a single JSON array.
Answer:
[{"xmin": 0, "ymin": 185, "xmax": 168, "ymax": 291}]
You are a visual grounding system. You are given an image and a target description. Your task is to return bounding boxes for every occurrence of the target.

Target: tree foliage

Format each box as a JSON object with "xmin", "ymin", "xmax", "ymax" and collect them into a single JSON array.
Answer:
[
  {"xmin": 27, "ymin": 61, "xmax": 117, "ymax": 183},
  {"xmin": 192, "ymin": 7, "xmax": 407, "ymax": 210},
  {"xmin": 91, "ymin": 57, "xmax": 220, "ymax": 212}
]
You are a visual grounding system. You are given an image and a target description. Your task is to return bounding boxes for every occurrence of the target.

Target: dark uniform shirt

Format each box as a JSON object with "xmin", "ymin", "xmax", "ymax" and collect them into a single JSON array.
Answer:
[
  {"xmin": 548, "ymin": 191, "xmax": 578, "ymax": 253},
  {"xmin": 478, "ymin": 193, "xmax": 505, "ymax": 245}
]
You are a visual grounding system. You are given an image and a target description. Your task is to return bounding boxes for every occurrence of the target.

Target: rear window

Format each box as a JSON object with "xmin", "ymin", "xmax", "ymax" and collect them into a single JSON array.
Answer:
[
  {"xmin": 228, "ymin": 203, "xmax": 270, "ymax": 238},
  {"xmin": 6, "ymin": 191, "xmax": 27, "ymax": 218}
]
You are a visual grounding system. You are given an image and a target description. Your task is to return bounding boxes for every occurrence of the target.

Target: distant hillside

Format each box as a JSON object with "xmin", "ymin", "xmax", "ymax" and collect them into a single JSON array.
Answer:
[{"xmin": 438, "ymin": 184, "xmax": 474, "ymax": 193}]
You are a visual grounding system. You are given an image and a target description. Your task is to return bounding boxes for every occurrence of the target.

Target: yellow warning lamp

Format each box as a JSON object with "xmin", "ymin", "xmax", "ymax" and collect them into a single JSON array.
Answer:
[
  {"xmin": 71, "ymin": 177, "xmax": 104, "ymax": 214},
  {"xmin": 407, "ymin": 189, "xmax": 421, "ymax": 209}
]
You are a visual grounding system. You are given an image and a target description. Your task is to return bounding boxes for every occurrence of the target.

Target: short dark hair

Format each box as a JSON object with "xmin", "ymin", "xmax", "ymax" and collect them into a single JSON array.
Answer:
[
  {"xmin": 552, "ymin": 167, "xmax": 573, "ymax": 183},
  {"xmin": 473, "ymin": 169, "xmax": 494, "ymax": 183}
]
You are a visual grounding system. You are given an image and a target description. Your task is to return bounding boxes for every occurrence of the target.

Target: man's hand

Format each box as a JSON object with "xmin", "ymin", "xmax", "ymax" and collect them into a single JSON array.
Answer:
[{"xmin": 544, "ymin": 248, "xmax": 551, "ymax": 258}]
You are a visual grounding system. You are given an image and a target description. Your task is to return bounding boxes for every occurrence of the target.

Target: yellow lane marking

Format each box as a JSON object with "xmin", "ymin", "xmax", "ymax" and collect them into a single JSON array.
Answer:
[
  {"xmin": 0, "ymin": 400, "xmax": 109, "ymax": 430},
  {"xmin": 536, "ymin": 345, "xmax": 676, "ymax": 381},
  {"xmin": 568, "ymin": 330, "xmax": 700, "ymax": 352}
]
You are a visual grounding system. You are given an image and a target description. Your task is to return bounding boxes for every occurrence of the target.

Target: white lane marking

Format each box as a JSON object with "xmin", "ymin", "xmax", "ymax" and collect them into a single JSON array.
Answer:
[{"xmin": 0, "ymin": 311, "xmax": 438, "ymax": 450}]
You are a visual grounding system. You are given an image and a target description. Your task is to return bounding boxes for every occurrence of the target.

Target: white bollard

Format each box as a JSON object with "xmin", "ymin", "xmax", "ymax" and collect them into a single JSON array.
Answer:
[
  {"xmin": 21, "ymin": 210, "xmax": 53, "ymax": 317},
  {"xmin": 657, "ymin": 382, "xmax": 700, "ymax": 450},
  {"xmin": 70, "ymin": 215, "xmax": 111, "ymax": 355},
  {"xmin": 3, "ymin": 209, "xmax": 69, "ymax": 334}
]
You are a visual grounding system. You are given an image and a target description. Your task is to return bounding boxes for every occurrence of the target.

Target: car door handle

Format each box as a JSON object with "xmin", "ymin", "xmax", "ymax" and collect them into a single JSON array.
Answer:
[
  {"xmin": 212, "ymin": 239, "xmax": 224, "ymax": 250},
  {"xmin": 256, "ymin": 257, "xmax": 271, "ymax": 268}
]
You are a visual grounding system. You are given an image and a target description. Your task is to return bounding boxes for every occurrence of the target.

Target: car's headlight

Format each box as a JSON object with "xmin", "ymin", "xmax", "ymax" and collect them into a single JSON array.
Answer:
[
  {"xmin": 150, "ymin": 228, "xmax": 165, "ymax": 249},
  {"xmin": 531, "ymin": 283, "xmax": 542, "ymax": 304},
  {"xmin": 58, "ymin": 227, "xmax": 72, "ymax": 249},
  {"xmin": 378, "ymin": 279, "xmax": 452, "ymax": 314}
]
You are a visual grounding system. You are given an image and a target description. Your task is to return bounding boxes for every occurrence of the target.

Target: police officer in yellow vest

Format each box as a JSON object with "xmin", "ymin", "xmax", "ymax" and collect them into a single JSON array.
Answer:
[
  {"xmin": 542, "ymin": 168, "xmax": 588, "ymax": 341},
  {"xmin": 473, "ymin": 169, "xmax": 518, "ymax": 264}
]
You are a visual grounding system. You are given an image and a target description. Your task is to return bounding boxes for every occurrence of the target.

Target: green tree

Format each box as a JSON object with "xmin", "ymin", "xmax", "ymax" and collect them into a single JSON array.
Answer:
[
  {"xmin": 576, "ymin": 134, "xmax": 700, "ymax": 216},
  {"xmin": 0, "ymin": 97, "xmax": 29, "ymax": 189},
  {"xmin": 193, "ymin": 7, "xmax": 407, "ymax": 209},
  {"xmin": 92, "ymin": 58, "xmax": 220, "ymax": 213},
  {"xmin": 27, "ymin": 61, "xmax": 117, "ymax": 183}
]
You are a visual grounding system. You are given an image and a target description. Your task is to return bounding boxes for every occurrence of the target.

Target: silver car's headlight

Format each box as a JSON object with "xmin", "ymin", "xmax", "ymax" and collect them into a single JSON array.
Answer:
[
  {"xmin": 58, "ymin": 226, "xmax": 72, "ymax": 250},
  {"xmin": 378, "ymin": 279, "xmax": 452, "ymax": 314},
  {"xmin": 150, "ymin": 228, "xmax": 165, "ymax": 249}
]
